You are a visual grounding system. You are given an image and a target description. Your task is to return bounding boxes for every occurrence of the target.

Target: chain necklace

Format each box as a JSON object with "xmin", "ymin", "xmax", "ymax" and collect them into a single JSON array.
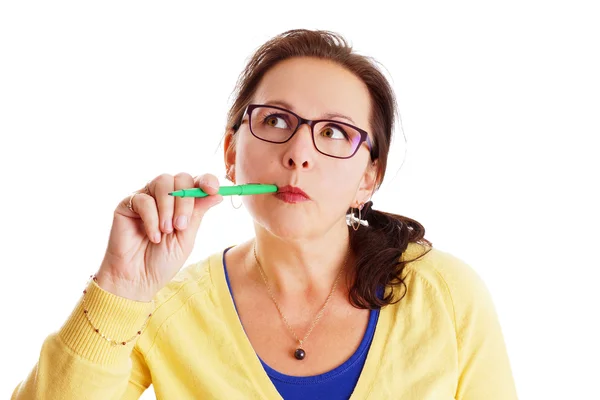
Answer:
[{"xmin": 253, "ymin": 242, "xmax": 346, "ymax": 361}]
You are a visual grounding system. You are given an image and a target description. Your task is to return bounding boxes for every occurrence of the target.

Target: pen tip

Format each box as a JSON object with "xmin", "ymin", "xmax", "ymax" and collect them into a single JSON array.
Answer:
[{"xmin": 168, "ymin": 192, "xmax": 173, "ymax": 196}]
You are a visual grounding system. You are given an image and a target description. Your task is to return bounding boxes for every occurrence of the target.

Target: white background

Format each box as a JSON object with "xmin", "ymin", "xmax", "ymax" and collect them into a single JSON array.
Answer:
[{"xmin": 1, "ymin": 1, "xmax": 598, "ymax": 398}]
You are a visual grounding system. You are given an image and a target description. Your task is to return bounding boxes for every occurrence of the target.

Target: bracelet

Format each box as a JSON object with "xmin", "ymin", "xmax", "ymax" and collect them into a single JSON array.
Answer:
[{"xmin": 81, "ymin": 275, "xmax": 155, "ymax": 346}]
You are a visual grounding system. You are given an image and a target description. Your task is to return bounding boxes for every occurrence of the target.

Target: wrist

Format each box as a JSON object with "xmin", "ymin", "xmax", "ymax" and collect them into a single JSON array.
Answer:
[{"xmin": 94, "ymin": 273, "xmax": 155, "ymax": 303}]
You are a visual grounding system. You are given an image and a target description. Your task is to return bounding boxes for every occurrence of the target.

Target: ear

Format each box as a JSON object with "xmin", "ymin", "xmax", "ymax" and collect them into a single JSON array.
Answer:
[
  {"xmin": 224, "ymin": 128, "xmax": 237, "ymax": 182},
  {"xmin": 354, "ymin": 159, "xmax": 379, "ymax": 207}
]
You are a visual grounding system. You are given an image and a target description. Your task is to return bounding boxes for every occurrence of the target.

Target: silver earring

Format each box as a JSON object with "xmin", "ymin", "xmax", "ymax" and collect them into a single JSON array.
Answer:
[
  {"xmin": 346, "ymin": 202, "xmax": 368, "ymax": 231},
  {"xmin": 230, "ymin": 195, "xmax": 243, "ymax": 209},
  {"xmin": 225, "ymin": 168, "xmax": 242, "ymax": 208}
]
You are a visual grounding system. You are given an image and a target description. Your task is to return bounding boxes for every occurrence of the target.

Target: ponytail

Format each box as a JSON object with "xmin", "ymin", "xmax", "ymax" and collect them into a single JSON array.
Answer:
[{"xmin": 347, "ymin": 201, "xmax": 432, "ymax": 309}]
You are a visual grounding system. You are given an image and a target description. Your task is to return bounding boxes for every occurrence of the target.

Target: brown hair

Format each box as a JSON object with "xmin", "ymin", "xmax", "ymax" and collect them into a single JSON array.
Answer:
[{"xmin": 224, "ymin": 29, "xmax": 432, "ymax": 309}]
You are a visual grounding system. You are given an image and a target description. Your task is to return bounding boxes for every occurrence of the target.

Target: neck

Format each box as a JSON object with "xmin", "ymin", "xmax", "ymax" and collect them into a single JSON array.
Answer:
[{"xmin": 249, "ymin": 220, "xmax": 352, "ymax": 299}]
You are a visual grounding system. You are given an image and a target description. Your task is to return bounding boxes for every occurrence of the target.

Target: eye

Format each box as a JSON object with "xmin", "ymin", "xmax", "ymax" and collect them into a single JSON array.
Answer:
[
  {"xmin": 263, "ymin": 113, "xmax": 290, "ymax": 129},
  {"xmin": 320, "ymin": 124, "xmax": 349, "ymax": 140}
]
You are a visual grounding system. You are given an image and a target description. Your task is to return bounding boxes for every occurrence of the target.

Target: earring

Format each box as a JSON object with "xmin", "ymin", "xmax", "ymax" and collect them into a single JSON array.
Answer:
[
  {"xmin": 230, "ymin": 195, "xmax": 243, "ymax": 209},
  {"xmin": 225, "ymin": 167, "xmax": 242, "ymax": 208},
  {"xmin": 346, "ymin": 202, "xmax": 368, "ymax": 231}
]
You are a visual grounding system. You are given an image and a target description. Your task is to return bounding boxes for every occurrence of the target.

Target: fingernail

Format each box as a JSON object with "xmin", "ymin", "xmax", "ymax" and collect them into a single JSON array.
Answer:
[
  {"xmin": 154, "ymin": 232, "xmax": 161, "ymax": 243},
  {"xmin": 175, "ymin": 215, "xmax": 188, "ymax": 230},
  {"xmin": 163, "ymin": 219, "xmax": 172, "ymax": 232}
]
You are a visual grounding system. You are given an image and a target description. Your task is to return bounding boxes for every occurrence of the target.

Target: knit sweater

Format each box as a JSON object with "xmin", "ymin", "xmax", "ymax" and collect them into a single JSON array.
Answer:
[{"xmin": 12, "ymin": 242, "xmax": 518, "ymax": 399}]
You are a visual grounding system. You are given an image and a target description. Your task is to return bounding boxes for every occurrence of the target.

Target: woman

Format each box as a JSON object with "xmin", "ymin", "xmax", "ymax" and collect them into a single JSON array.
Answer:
[{"xmin": 12, "ymin": 29, "xmax": 517, "ymax": 399}]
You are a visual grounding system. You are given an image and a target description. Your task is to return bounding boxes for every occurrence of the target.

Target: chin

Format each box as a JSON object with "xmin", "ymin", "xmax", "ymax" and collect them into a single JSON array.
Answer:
[
  {"xmin": 262, "ymin": 215, "xmax": 311, "ymax": 237},
  {"xmin": 250, "ymin": 206, "xmax": 314, "ymax": 239}
]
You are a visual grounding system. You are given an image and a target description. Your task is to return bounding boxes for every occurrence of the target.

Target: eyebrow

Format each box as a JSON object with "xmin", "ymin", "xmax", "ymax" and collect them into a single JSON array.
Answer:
[{"xmin": 266, "ymin": 100, "xmax": 356, "ymax": 125}]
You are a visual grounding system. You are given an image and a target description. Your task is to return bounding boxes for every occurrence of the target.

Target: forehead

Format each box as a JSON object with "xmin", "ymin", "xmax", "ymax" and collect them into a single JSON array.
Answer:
[{"xmin": 253, "ymin": 57, "xmax": 371, "ymax": 128}]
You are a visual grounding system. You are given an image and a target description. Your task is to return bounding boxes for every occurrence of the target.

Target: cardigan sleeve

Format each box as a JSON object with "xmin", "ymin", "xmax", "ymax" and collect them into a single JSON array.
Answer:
[{"xmin": 11, "ymin": 280, "xmax": 154, "ymax": 400}]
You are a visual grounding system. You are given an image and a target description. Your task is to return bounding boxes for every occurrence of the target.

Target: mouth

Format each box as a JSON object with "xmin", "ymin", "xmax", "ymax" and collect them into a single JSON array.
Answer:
[{"xmin": 275, "ymin": 185, "xmax": 311, "ymax": 203}]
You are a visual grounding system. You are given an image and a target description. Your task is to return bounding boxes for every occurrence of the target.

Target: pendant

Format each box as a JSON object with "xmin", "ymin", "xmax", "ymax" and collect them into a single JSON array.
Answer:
[{"xmin": 294, "ymin": 348, "xmax": 306, "ymax": 360}]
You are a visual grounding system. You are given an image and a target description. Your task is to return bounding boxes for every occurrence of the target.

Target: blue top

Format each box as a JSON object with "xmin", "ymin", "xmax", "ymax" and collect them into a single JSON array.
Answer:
[{"xmin": 222, "ymin": 246, "xmax": 381, "ymax": 399}]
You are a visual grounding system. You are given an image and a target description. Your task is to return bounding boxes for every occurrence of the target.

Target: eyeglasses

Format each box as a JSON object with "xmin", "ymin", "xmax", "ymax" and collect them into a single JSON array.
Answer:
[{"xmin": 239, "ymin": 104, "xmax": 374, "ymax": 160}]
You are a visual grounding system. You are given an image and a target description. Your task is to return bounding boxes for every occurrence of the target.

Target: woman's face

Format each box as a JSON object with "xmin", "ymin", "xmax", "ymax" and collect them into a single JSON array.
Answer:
[{"xmin": 226, "ymin": 56, "xmax": 378, "ymax": 240}]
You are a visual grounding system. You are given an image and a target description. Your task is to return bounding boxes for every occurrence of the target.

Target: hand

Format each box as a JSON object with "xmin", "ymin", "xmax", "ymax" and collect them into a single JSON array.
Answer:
[{"xmin": 95, "ymin": 173, "xmax": 223, "ymax": 301}]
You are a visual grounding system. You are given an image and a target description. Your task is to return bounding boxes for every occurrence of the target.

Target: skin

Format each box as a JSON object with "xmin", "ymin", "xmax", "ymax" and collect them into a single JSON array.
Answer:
[{"xmin": 222, "ymin": 56, "xmax": 379, "ymax": 375}]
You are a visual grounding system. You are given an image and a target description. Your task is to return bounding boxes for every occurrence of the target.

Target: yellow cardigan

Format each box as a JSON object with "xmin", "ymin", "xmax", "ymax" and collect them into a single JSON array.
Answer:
[{"xmin": 12, "ymin": 242, "xmax": 517, "ymax": 399}]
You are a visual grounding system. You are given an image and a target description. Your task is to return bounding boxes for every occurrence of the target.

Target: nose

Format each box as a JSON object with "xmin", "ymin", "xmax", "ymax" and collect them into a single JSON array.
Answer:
[{"xmin": 282, "ymin": 123, "xmax": 315, "ymax": 169}]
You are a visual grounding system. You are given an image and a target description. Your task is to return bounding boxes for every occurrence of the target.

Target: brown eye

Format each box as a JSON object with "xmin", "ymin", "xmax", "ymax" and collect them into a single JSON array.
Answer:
[
  {"xmin": 320, "ymin": 125, "xmax": 348, "ymax": 140},
  {"xmin": 263, "ymin": 114, "xmax": 289, "ymax": 129}
]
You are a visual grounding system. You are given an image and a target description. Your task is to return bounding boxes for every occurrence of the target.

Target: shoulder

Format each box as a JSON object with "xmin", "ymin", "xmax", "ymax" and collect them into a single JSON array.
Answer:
[
  {"xmin": 402, "ymin": 242, "xmax": 487, "ymax": 295},
  {"xmin": 398, "ymin": 245, "xmax": 517, "ymax": 397},
  {"xmin": 399, "ymin": 242, "xmax": 499, "ymax": 331}
]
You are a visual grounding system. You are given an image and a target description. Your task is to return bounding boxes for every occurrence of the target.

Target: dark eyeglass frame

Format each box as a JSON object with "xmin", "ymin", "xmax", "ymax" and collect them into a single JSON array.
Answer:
[{"xmin": 238, "ymin": 103, "xmax": 375, "ymax": 160}]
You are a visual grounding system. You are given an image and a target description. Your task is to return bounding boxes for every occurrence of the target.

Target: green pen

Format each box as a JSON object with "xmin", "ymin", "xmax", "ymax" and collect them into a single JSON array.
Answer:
[{"xmin": 168, "ymin": 183, "xmax": 278, "ymax": 198}]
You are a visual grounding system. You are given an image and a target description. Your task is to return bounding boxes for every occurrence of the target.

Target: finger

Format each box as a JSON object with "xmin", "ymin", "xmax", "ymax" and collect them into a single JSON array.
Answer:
[
  {"xmin": 196, "ymin": 173, "xmax": 220, "ymax": 195},
  {"xmin": 173, "ymin": 172, "xmax": 195, "ymax": 231},
  {"xmin": 130, "ymin": 193, "xmax": 162, "ymax": 243},
  {"xmin": 116, "ymin": 186, "xmax": 151, "ymax": 219},
  {"xmin": 151, "ymin": 174, "xmax": 175, "ymax": 234},
  {"xmin": 187, "ymin": 174, "xmax": 223, "ymax": 233}
]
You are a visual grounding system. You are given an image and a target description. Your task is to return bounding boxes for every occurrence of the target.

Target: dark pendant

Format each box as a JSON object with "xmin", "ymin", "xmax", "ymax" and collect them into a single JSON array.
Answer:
[{"xmin": 294, "ymin": 348, "xmax": 306, "ymax": 360}]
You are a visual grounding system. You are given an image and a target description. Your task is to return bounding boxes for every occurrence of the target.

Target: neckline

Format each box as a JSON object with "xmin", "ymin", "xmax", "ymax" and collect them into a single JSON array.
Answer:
[
  {"xmin": 211, "ymin": 245, "xmax": 390, "ymax": 399},
  {"xmin": 259, "ymin": 308, "xmax": 380, "ymax": 384},
  {"xmin": 222, "ymin": 245, "xmax": 380, "ymax": 384}
]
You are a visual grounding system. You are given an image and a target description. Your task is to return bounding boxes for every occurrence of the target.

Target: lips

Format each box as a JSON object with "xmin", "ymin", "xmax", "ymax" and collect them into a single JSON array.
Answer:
[
  {"xmin": 277, "ymin": 185, "xmax": 310, "ymax": 199},
  {"xmin": 275, "ymin": 185, "xmax": 310, "ymax": 203}
]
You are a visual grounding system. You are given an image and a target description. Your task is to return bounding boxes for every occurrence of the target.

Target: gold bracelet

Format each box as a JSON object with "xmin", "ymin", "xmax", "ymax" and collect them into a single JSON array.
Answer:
[{"xmin": 81, "ymin": 275, "xmax": 155, "ymax": 346}]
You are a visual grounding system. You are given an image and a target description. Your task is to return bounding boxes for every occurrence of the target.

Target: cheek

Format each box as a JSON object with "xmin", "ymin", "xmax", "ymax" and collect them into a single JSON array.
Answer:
[
  {"xmin": 235, "ymin": 139, "xmax": 269, "ymax": 182},
  {"xmin": 328, "ymin": 179, "xmax": 360, "ymax": 209},
  {"xmin": 318, "ymin": 165, "xmax": 364, "ymax": 210}
]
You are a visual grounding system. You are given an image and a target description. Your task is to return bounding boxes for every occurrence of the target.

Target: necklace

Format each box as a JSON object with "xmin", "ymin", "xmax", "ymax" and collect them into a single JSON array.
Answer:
[{"xmin": 252, "ymin": 242, "xmax": 346, "ymax": 361}]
